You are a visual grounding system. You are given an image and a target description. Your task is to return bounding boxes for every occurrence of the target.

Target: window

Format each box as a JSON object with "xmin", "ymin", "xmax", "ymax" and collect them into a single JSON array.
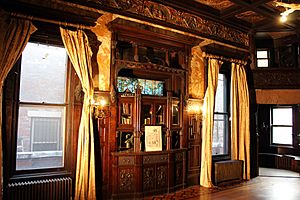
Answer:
[
  {"xmin": 271, "ymin": 106, "xmax": 293, "ymax": 146},
  {"xmin": 16, "ymin": 42, "xmax": 68, "ymax": 170},
  {"xmin": 257, "ymin": 50, "xmax": 269, "ymax": 67},
  {"xmin": 212, "ymin": 73, "xmax": 229, "ymax": 156},
  {"xmin": 117, "ymin": 76, "xmax": 164, "ymax": 96}
]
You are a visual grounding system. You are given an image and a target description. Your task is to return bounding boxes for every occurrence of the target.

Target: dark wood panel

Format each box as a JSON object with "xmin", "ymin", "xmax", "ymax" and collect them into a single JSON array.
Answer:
[{"xmin": 253, "ymin": 69, "xmax": 300, "ymax": 89}]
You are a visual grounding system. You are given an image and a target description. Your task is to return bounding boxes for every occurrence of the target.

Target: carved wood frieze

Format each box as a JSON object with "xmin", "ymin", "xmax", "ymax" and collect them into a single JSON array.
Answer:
[
  {"xmin": 143, "ymin": 167, "xmax": 155, "ymax": 191},
  {"xmin": 143, "ymin": 154, "xmax": 168, "ymax": 164},
  {"xmin": 156, "ymin": 165, "xmax": 168, "ymax": 187},
  {"xmin": 253, "ymin": 69, "xmax": 300, "ymax": 89},
  {"xmin": 84, "ymin": 0, "xmax": 249, "ymax": 47},
  {"xmin": 119, "ymin": 168, "xmax": 135, "ymax": 193}
]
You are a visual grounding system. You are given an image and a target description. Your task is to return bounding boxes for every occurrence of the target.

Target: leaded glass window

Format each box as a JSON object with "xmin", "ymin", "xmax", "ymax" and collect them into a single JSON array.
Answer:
[{"xmin": 117, "ymin": 77, "xmax": 164, "ymax": 96}]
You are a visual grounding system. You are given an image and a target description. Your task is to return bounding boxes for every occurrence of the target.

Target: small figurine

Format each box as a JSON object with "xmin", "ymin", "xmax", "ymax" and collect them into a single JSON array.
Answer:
[{"xmin": 124, "ymin": 134, "xmax": 133, "ymax": 149}]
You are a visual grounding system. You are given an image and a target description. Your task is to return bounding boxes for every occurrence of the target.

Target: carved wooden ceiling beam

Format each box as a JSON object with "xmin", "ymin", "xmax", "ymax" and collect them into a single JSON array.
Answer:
[{"xmin": 229, "ymin": 0, "xmax": 296, "ymax": 30}]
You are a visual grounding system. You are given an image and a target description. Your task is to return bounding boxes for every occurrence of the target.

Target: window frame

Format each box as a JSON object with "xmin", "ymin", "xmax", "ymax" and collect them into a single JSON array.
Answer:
[
  {"xmin": 212, "ymin": 63, "xmax": 231, "ymax": 161},
  {"xmin": 256, "ymin": 49, "xmax": 270, "ymax": 68},
  {"xmin": 3, "ymin": 32, "xmax": 77, "ymax": 182},
  {"xmin": 270, "ymin": 105, "xmax": 294, "ymax": 147}
]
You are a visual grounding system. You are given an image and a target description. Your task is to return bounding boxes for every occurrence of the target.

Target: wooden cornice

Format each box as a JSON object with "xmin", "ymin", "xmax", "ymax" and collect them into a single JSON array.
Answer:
[{"xmin": 63, "ymin": 0, "xmax": 250, "ymax": 49}]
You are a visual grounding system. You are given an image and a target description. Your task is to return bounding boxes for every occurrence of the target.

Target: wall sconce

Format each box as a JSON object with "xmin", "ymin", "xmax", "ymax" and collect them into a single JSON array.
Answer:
[
  {"xmin": 93, "ymin": 91, "xmax": 110, "ymax": 119},
  {"xmin": 187, "ymin": 98, "xmax": 203, "ymax": 120}
]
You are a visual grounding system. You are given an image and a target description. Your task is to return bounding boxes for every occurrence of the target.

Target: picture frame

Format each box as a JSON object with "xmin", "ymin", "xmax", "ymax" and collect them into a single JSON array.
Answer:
[{"xmin": 145, "ymin": 125, "xmax": 162, "ymax": 152}]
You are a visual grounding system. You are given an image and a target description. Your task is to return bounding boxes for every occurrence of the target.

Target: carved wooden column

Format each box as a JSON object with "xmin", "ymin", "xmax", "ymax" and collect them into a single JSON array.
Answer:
[
  {"xmin": 134, "ymin": 85, "xmax": 142, "ymax": 152},
  {"xmin": 186, "ymin": 44, "xmax": 205, "ymax": 185},
  {"xmin": 166, "ymin": 91, "xmax": 172, "ymax": 151}
]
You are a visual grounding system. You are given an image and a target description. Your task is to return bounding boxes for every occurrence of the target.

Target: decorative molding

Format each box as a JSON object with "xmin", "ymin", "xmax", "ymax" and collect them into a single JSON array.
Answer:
[
  {"xmin": 84, "ymin": 0, "xmax": 249, "ymax": 47},
  {"xmin": 143, "ymin": 154, "xmax": 168, "ymax": 164},
  {"xmin": 235, "ymin": 11, "xmax": 265, "ymax": 24},
  {"xmin": 194, "ymin": 0, "xmax": 234, "ymax": 10},
  {"xmin": 157, "ymin": 165, "xmax": 168, "ymax": 187},
  {"xmin": 115, "ymin": 59, "xmax": 186, "ymax": 74},
  {"xmin": 119, "ymin": 156, "xmax": 135, "ymax": 166},
  {"xmin": 143, "ymin": 167, "xmax": 155, "ymax": 191},
  {"xmin": 119, "ymin": 168, "xmax": 135, "ymax": 192}
]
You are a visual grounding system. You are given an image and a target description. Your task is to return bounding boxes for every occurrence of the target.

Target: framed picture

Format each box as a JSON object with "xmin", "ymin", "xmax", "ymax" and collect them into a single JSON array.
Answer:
[{"xmin": 145, "ymin": 125, "xmax": 162, "ymax": 152}]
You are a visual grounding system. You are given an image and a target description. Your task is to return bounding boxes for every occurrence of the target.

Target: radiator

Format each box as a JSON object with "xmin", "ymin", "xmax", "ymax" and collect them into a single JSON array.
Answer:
[
  {"xmin": 214, "ymin": 160, "xmax": 243, "ymax": 185},
  {"xmin": 7, "ymin": 177, "xmax": 72, "ymax": 200}
]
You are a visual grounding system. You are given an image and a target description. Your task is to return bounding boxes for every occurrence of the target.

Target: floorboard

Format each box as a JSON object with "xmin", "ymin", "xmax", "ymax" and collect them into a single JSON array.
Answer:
[{"xmin": 148, "ymin": 168, "xmax": 300, "ymax": 200}]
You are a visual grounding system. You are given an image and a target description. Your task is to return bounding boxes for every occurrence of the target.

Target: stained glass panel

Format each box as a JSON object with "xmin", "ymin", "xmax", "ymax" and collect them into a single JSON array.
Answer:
[{"xmin": 117, "ymin": 77, "xmax": 164, "ymax": 96}]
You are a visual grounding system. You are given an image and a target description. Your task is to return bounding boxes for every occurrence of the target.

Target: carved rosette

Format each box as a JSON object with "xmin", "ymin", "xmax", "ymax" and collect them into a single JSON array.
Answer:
[
  {"xmin": 88, "ymin": 0, "xmax": 249, "ymax": 47},
  {"xmin": 156, "ymin": 165, "xmax": 168, "ymax": 188},
  {"xmin": 143, "ymin": 167, "xmax": 155, "ymax": 191},
  {"xmin": 175, "ymin": 152, "xmax": 183, "ymax": 162},
  {"xmin": 119, "ymin": 168, "xmax": 135, "ymax": 193}
]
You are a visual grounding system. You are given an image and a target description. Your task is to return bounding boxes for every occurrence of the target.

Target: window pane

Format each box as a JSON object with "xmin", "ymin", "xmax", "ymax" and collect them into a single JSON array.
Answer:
[
  {"xmin": 272, "ymin": 127, "xmax": 293, "ymax": 145},
  {"xmin": 213, "ymin": 114, "xmax": 228, "ymax": 155},
  {"xmin": 257, "ymin": 59, "xmax": 269, "ymax": 67},
  {"xmin": 117, "ymin": 76, "xmax": 164, "ymax": 96},
  {"xmin": 20, "ymin": 43, "xmax": 67, "ymax": 103},
  {"xmin": 257, "ymin": 50, "xmax": 268, "ymax": 59},
  {"xmin": 215, "ymin": 74, "xmax": 226, "ymax": 113},
  {"xmin": 273, "ymin": 107, "xmax": 292, "ymax": 125},
  {"xmin": 16, "ymin": 105, "xmax": 65, "ymax": 170}
]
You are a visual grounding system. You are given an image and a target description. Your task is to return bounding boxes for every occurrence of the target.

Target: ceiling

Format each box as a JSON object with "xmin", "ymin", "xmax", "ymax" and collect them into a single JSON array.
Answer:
[
  {"xmin": 158, "ymin": 0, "xmax": 300, "ymax": 39},
  {"xmin": 2, "ymin": 0, "xmax": 300, "ymax": 41}
]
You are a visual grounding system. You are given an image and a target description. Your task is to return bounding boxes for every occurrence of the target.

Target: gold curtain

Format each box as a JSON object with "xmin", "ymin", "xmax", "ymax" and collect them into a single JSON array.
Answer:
[
  {"xmin": 0, "ymin": 17, "xmax": 36, "ymax": 199},
  {"xmin": 60, "ymin": 28, "xmax": 96, "ymax": 200},
  {"xmin": 231, "ymin": 63, "xmax": 250, "ymax": 180},
  {"xmin": 200, "ymin": 59, "xmax": 223, "ymax": 188}
]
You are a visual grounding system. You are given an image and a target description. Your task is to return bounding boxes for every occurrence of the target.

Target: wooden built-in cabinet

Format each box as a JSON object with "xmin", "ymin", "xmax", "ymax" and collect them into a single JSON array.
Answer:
[{"xmin": 99, "ymin": 18, "xmax": 202, "ymax": 199}]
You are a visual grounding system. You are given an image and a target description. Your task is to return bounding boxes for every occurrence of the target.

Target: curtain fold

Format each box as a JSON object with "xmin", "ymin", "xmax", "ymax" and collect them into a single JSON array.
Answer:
[
  {"xmin": 231, "ymin": 63, "xmax": 250, "ymax": 180},
  {"xmin": 60, "ymin": 27, "xmax": 96, "ymax": 200},
  {"xmin": 0, "ymin": 17, "xmax": 36, "ymax": 200},
  {"xmin": 200, "ymin": 59, "xmax": 223, "ymax": 188}
]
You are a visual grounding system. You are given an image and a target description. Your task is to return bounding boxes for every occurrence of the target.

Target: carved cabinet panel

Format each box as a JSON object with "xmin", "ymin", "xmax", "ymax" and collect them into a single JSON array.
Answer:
[
  {"xmin": 119, "ymin": 168, "xmax": 135, "ymax": 193},
  {"xmin": 143, "ymin": 167, "xmax": 155, "ymax": 191},
  {"xmin": 112, "ymin": 150, "xmax": 186, "ymax": 199}
]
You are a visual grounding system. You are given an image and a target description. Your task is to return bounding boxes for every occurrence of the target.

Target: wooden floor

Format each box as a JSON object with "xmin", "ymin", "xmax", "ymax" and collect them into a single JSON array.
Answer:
[{"xmin": 149, "ymin": 168, "xmax": 300, "ymax": 200}]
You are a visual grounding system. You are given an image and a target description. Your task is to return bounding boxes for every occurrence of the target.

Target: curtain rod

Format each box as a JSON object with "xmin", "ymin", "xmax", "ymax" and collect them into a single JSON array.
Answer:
[
  {"xmin": 10, "ymin": 12, "xmax": 93, "ymax": 29},
  {"xmin": 202, "ymin": 52, "xmax": 247, "ymax": 65}
]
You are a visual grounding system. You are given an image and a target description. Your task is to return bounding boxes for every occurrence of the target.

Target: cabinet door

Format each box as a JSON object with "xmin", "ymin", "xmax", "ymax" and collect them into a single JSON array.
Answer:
[
  {"xmin": 141, "ymin": 104, "xmax": 152, "ymax": 125},
  {"xmin": 172, "ymin": 101, "xmax": 180, "ymax": 125},
  {"xmin": 155, "ymin": 104, "xmax": 165, "ymax": 125},
  {"xmin": 118, "ymin": 97, "xmax": 134, "ymax": 128}
]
